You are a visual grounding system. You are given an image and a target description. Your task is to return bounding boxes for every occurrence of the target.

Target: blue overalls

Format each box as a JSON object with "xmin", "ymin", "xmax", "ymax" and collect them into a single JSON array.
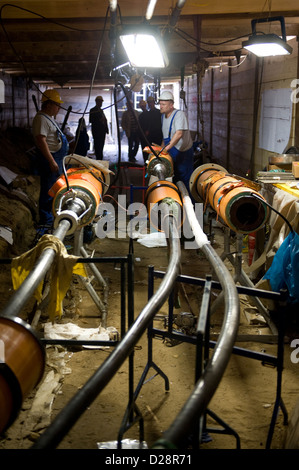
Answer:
[
  {"xmin": 162, "ymin": 111, "xmax": 194, "ymax": 194},
  {"xmin": 37, "ymin": 114, "xmax": 69, "ymax": 225}
]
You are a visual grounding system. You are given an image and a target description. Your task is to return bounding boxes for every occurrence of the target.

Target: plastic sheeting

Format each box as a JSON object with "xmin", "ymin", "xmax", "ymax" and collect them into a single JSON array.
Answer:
[{"xmin": 264, "ymin": 231, "xmax": 299, "ymax": 304}]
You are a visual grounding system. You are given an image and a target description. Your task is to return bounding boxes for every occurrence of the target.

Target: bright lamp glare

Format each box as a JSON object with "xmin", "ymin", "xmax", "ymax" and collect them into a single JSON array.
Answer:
[
  {"xmin": 242, "ymin": 16, "xmax": 293, "ymax": 57},
  {"xmin": 120, "ymin": 33, "xmax": 169, "ymax": 68},
  {"xmin": 244, "ymin": 41, "xmax": 291, "ymax": 57},
  {"xmin": 242, "ymin": 32, "xmax": 293, "ymax": 58}
]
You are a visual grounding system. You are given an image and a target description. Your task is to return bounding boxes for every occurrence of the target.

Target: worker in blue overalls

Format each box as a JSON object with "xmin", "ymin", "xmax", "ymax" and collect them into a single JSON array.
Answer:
[
  {"xmin": 32, "ymin": 89, "xmax": 69, "ymax": 231},
  {"xmin": 159, "ymin": 90, "xmax": 194, "ymax": 195}
]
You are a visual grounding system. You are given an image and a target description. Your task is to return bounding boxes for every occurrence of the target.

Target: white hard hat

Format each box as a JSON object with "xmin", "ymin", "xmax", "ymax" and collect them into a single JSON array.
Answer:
[{"xmin": 159, "ymin": 90, "xmax": 174, "ymax": 101}]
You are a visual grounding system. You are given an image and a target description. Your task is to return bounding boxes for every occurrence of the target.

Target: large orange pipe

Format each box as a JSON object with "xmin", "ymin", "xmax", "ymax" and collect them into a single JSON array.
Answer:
[
  {"xmin": 146, "ymin": 150, "xmax": 174, "ymax": 179},
  {"xmin": 0, "ymin": 165, "xmax": 109, "ymax": 433},
  {"xmin": 50, "ymin": 167, "xmax": 103, "ymax": 211},
  {"xmin": 190, "ymin": 164, "xmax": 269, "ymax": 234},
  {"xmin": 145, "ymin": 180, "xmax": 183, "ymax": 231},
  {"xmin": 0, "ymin": 316, "xmax": 45, "ymax": 432},
  {"xmin": 49, "ymin": 166, "xmax": 106, "ymax": 232}
]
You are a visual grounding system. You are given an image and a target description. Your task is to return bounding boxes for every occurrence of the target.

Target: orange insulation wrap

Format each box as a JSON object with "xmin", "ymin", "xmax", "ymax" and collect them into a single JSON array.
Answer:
[
  {"xmin": 49, "ymin": 167, "xmax": 103, "ymax": 204},
  {"xmin": 0, "ymin": 317, "xmax": 45, "ymax": 432},
  {"xmin": 197, "ymin": 170, "xmax": 269, "ymax": 233},
  {"xmin": 147, "ymin": 152, "xmax": 174, "ymax": 178},
  {"xmin": 145, "ymin": 180, "xmax": 183, "ymax": 231},
  {"xmin": 57, "ymin": 179, "xmax": 102, "ymax": 207},
  {"xmin": 148, "ymin": 152, "xmax": 173, "ymax": 167}
]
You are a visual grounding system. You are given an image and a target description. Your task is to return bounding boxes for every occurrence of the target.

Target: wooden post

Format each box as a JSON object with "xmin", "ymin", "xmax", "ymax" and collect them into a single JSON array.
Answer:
[
  {"xmin": 226, "ymin": 60, "xmax": 232, "ymax": 171},
  {"xmin": 210, "ymin": 68, "xmax": 214, "ymax": 156},
  {"xmin": 193, "ymin": 15, "xmax": 202, "ymax": 140}
]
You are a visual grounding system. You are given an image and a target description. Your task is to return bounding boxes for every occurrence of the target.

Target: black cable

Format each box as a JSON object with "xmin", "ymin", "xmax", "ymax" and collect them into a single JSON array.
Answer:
[
  {"xmin": 251, "ymin": 192, "xmax": 294, "ymax": 234},
  {"xmin": 0, "ymin": 3, "xmax": 110, "ymax": 117},
  {"xmin": 173, "ymin": 26, "xmax": 270, "ymax": 58},
  {"xmin": 0, "ymin": 3, "xmax": 105, "ymax": 32},
  {"xmin": 175, "ymin": 26, "xmax": 254, "ymax": 47},
  {"xmin": 1, "ymin": 2, "xmax": 164, "ymax": 187},
  {"xmin": 173, "ymin": 28, "xmax": 246, "ymax": 56},
  {"xmin": 0, "ymin": 2, "xmax": 120, "ymax": 186},
  {"xmin": 70, "ymin": 6, "xmax": 110, "ymax": 152}
]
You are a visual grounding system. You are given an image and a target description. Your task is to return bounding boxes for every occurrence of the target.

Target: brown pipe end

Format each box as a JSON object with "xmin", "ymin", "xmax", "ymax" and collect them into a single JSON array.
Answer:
[{"xmin": 0, "ymin": 316, "xmax": 45, "ymax": 433}]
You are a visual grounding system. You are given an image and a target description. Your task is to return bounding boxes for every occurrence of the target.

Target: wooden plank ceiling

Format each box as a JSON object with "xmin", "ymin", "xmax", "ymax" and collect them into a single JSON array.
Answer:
[{"xmin": 0, "ymin": 0, "xmax": 298, "ymax": 87}]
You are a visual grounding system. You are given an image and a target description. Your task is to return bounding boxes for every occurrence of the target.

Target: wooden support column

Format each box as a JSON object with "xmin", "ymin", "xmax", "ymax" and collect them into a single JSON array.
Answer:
[
  {"xmin": 226, "ymin": 60, "xmax": 232, "ymax": 171},
  {"xmin": 249, "ymin": 56, "xmax": 261, "ymax": 179},
  {"xmin": 12, "ymin": 77, "xmax": 15, "ymax": 127},
  {"xmin": 193, "ymin": 15, "xmax": 202, "ymax": 139},
  {"xmin": 26, "ymin": 78, "xmax": 30, "ymax": 128},
  {"xmin": 210, "ymin": 68, "xmax": 214, "ymax": 156}
]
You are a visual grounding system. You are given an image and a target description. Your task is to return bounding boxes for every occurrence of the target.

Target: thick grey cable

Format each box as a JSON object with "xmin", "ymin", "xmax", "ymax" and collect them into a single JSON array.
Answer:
[
  {"xmin": 152, "ymin": 182, "xmax": 240, "ymax": 448},
  {"xmin": 32, "ymin": 214, "xmax": 181, "ymax": 449}
]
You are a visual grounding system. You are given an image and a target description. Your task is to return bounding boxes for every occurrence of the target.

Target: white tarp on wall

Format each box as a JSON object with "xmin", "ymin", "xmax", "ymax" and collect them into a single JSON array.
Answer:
[{"xmin": 259, "ymin": 88, "xmax": 293, "ymax": 154}]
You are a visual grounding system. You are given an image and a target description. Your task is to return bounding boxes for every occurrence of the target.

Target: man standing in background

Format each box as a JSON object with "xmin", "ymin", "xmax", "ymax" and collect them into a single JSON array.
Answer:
[
  {"xmin": 89, "ymin": 96, "xmax": 109, "ymax": 160},
  {"xmin": 121, "ymin": 100, "xmax": 140, "ymax": 163},
  {"xmin": 146, "ymin": 96, "xmax": 163, "ymax": 147}
]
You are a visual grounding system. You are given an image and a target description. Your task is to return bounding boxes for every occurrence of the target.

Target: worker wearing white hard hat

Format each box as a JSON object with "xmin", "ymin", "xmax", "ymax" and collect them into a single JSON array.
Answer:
[
  {"xmin": 159, "ymin": 90, "xmax": 193, "ymax": 195},
  {"xmin": 32, "ymin": 89, "xmax": 69, "ymax": 229},
  {"xmin": 159, "ymin": 90, "xmax": 175, "ymax": 101}
]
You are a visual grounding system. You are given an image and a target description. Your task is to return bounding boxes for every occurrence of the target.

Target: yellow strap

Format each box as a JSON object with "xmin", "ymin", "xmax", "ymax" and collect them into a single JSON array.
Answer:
[{"xmin": 11, "ymin": 234, "xmax": 86, "ymax": 322}]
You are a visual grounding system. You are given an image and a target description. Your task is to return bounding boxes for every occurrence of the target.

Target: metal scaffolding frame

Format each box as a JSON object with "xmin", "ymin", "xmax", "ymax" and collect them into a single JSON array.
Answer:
[{"xmin": 128, "ymin": 267, "xmax": 288, "ymax": 449}]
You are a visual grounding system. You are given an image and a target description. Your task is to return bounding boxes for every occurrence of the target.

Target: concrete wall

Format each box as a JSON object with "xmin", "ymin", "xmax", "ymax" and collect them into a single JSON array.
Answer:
[
  {"xmin": 185, "ymin": 36, "xmax": 298, "ymax": 178},
  {"xmin": 1, "ymin": 37, "xmax": 298, "ymax": 180},
  {"xmin": 0, "ymin": 74, "xmax": 37, "ymax": 130},
  {"xmin": 0, "ymin": 79, "xmax": 119, "ymax": 151}
]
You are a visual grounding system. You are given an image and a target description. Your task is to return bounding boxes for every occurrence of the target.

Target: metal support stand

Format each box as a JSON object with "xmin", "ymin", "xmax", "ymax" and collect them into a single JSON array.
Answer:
[
  {"xmin": 127, "ymin": 268, "xmax": 288, "ymax": 449},
  {"xmin": 211, "ymin": 227, "xmax": 278, "ymax": 336},
  {"xmin": 1, "ymin": 251, "xmax": 140, "ymax": 446},
  {"xmin": 41, "ymin": 252, "xmax": 144, "ymax": 448},
  {"xmin": 195, "ymin": 275, "xmax": 241, "ymax": 449},
  {"xmin": 117, "ymin": 253, "xmax": 146, "ymax": 448},
  {"xmin": 124, "ymin": 269, "xmax": 240, "ymax": 448},
  {"xmin": 38, "ymin": 254, "xmax": 132, "ymax": 343},
  {"xmin": 117, "ymin": 265, "xmax": 165, "ymax": 446},
  {"xmin": 73, "ymin": 228, "xmax": 109, "ymax": 326},
  {"xmin": 128, "ymin": 184, "xmax": 148, "ymax": 256},
  {"xmin": 265, "ymin": 293, "xmax": 288, "ymax": 449}
]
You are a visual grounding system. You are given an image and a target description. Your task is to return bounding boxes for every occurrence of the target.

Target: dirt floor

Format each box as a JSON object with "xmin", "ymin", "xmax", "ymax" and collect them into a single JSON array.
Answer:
[
  {"xmin": 1, "ymin": 226, "xmax": 299, "ymax": 451},
  {"xmin": 1, "ymin": 128, "xmax": 299, "ymax": 453}
]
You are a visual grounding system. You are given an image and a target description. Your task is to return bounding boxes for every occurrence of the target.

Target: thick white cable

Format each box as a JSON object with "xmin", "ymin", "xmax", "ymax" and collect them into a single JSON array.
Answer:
[{"xmin": 177, "ymin": 181, "xmax": 210, "ymax": 249}]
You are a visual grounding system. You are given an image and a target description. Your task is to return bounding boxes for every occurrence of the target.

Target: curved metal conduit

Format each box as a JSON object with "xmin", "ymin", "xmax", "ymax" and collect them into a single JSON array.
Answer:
[
  {"xmin": 0, "ymin": 219, "xmax": 71, "ymax": 319},
  {"xmin": 33, "ymin": 183, "xmax": 240, "ymax": 449},
  {"xmin": 152, "ymin": 182, "xmax": 240, "ymax": 449},
  {"xmin": 32, "ymin": 213, "xmax": 181, "ymax": 449},
  {"xmin": 1, "ymin": 185, "xmax": 239, "ymax": 448}
]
